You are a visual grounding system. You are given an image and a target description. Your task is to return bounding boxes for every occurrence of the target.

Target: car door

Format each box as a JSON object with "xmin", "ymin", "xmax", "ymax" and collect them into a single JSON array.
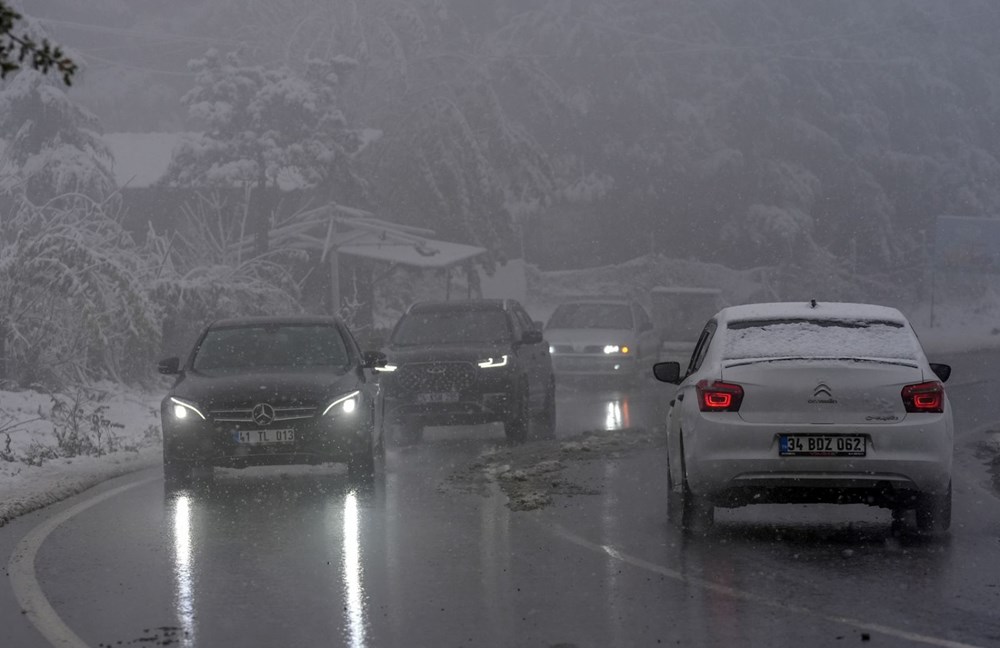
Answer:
[
  {"xmin": 510, "ymin": 303, "xmax": 548, "ymax": 409},
  {"xmin": 667, "ymin": 319, "xmax": 717, "ymax": 489},
  {"xmin": 633, "ymin": 303, "xmax": 659, "ymax": 367}
]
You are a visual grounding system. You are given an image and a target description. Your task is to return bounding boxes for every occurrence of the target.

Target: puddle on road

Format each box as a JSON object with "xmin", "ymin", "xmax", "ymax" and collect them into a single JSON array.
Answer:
[{"xmin": 443, "ymin": 427, "xmax": 660, "ymax": 511}]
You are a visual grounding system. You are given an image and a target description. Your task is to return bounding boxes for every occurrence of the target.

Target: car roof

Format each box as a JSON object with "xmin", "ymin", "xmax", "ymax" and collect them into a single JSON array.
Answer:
[
  {"xmin": 407, "ymin": 299, "xmax": 512, "ymax": 313},
  {"xmin": 209, "ymin": 315, "xmax": 344, "ymax": 329},
  {"xmin": 718, "ymin": 301, "xmax": 909, "ymax": 326}
]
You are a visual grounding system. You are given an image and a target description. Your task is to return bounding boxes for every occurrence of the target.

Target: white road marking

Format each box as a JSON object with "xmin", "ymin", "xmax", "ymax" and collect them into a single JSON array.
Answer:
[
  {"xmin": 8, "ymin": 474, "xmax": 159, "ymax": 648},
  {"xmin": 549, "ymin": 523, "xmax": 986, "ymax": 648}
]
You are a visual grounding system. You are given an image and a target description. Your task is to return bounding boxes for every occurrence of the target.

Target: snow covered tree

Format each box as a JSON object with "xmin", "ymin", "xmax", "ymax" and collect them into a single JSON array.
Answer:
[
  {"xmin": 0, "ymin": 189, "xmax": 160, "ymax": 387},
  {"xmin": 162, "ymin": 50, "xmax": 365, "ymax": 253},
  {"xmin": 0, "ymin": 69, "xmax": 115, "ymax": 202},
  {"xmin": 0, "ymin": 1, "xmax": 76, "ymax": 84}
]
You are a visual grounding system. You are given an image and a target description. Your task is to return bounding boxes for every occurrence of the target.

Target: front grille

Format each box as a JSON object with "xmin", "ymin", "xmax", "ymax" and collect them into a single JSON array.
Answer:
[
  {"xmin": 552, "ymin": 344, "xmax": 607, "ymax": 354},
  {"xmin": 209, "ymin": 405, "xmax": 317, "ymax": 423},
  {"xmin": 395, "ymin": 362, "xmax": 477, "ymax": 393}
]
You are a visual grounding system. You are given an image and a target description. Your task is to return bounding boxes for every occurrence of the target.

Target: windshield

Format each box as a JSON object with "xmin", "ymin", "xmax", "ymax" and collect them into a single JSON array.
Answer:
[
  {"xmin": 724, "ymin": 318, "xmax": 919, "ymax": 361},
  {"xmin": 192, "ymin": 325, "xmax": 350, "ymax": 371},
  {"xmin": 391, "ymin": 310, "xmax": 511, "ymax": 346},
  {"xmin": 547, "ymin": 303, "xmax": 633, "ymax": 330}
]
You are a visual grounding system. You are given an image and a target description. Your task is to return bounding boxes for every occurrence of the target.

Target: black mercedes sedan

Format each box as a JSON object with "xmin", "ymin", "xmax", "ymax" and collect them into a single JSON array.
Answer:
[
  {"xmin": 157, "ymin": 315, "xmax": 384, "ymax": 485},
  {"xmin": 379, "ymin": 299, "xmax": 556, "ymax": 444}
]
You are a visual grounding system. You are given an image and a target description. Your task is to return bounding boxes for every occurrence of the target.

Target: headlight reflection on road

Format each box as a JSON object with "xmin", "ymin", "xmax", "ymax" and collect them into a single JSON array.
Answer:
[
  {"xmin": 171, "ymin": 495, "xmax": 196, "ymax": 647},
  {"xmin": 604, "ymin": 397, "xmax": 631, "ymax": 430},
  {"xmin": 342, "ymin": 490, "xmax": 367, "ymax": 648}
]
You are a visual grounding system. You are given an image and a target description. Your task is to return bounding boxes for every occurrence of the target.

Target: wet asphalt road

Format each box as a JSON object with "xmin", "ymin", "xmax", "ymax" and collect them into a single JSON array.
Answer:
[{"xmin": 3, "ymin": 352, "xmax": 1000, "ymax": 648}]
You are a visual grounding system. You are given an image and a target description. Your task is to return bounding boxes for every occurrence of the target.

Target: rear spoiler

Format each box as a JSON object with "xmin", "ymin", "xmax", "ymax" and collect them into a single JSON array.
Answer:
[{"xmin": 723, "ymin": 356, "xmax": 919, "ymax": 369}]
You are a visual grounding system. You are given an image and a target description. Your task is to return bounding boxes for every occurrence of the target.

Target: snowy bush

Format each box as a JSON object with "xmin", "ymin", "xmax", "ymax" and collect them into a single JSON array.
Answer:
[{"xmin": 0, "ymin": 188, "xmax": 160, "ymax": 387}]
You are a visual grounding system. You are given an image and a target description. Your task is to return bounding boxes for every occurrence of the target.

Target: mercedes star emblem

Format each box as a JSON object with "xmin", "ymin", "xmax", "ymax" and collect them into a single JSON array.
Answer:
[{"xmin": 252, "ymin": 403, "xmax": 275, "ymax": 427}]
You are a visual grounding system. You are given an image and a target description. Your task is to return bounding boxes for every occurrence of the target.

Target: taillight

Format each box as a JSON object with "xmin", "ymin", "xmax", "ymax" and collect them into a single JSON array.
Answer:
[
  {"xmin": 901, "ymin": 381, "xmax": 944, "ymax": 413},
  {"xmin": 696, "ymin": 380, "xmax": 744, "ymax": 412}
]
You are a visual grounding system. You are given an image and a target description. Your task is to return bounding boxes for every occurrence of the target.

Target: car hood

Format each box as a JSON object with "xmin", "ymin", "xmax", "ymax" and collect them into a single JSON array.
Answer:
[
  {"xmin": 544, "ymin": 328, "xmax": 635, "ymax": 347},
  {"xmin": 169, "ymin": 367, "xmax": 359, "ymax": 409},
  {"xmin": 385, "ymin": 344, "xmax": 511, "ymax": 365}
]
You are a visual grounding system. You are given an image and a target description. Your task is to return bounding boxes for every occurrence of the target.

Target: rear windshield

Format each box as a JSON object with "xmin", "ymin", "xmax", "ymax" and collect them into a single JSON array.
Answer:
[
  {"xmin": 193, "ymin": 325, "xmax": 350, "ymax": 371},
  {"xmin": 547, "ymin": 303, "xmax": 633, "ymax": 330},
  {"xmin": 724, "ymin": 318, "xmax": 919, "ymax": 361},
  {"xmin": 391, "ymin": 310, "xmax": 511, "ymax": 346}
]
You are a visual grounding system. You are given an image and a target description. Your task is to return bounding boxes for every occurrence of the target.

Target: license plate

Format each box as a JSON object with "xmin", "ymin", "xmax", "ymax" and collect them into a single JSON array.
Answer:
[
  {"xmin": 232, "ymin": 429, "xmax": 295, "ymax": 444},
  {"xmin": 779, "ymin": 434, "xmax": 866, "ymax": 457},
  {"xmin": 416, "ymin": 392, "xmax": 460, "ymax": 404}
]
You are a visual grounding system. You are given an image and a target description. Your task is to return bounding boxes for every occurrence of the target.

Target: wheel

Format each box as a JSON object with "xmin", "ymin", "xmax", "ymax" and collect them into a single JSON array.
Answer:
[
  {"xmin": 667, "ymin": 456, "xmax": 713, "ymax": 532},
  {"xmin": 347, "ymin": 447, "xmax": 376, "ymax": 482},
  {"xmin": 505, "ymin": 389, "xmax": 529, "ymax": 444},
  {"xmin": 915, "ymin": 481, "xmax": 951, "ymax": 534},
  {"xmin": 163, "ymin": 458, "xmax": 193, "ymax": 487},
  {"xmin": 397, "ymin": 420, "xmax": 423, "ymax": 445},
  {"xmin": 532, "ymin": 379, "xmax": 557, "ymax": 439}
]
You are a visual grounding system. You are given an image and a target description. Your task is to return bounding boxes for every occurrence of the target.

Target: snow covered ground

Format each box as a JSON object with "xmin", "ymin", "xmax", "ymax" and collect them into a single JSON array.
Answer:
[{"xmin": 0, "ymin": 384, "xmax": 162, "ymax": 526}]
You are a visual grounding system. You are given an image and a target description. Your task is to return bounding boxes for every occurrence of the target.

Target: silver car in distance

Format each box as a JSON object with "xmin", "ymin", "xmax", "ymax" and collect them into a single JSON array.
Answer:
[{"xmin": 654, "ymin": 301, "xmax": 953, "ymax": 534}]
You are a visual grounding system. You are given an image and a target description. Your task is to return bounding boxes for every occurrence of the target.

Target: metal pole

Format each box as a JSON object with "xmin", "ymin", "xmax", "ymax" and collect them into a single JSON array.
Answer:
[{"xmin": 329, "ymin": 250, "xmax": 340, "ymax": 316}]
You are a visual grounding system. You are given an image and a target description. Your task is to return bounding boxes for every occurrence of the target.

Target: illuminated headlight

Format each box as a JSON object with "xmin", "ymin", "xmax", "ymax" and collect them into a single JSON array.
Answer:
[
  {"xmin": 478, "ymin": 355, "xmax": 509, "ymax": 369},
  {"xmin": 374, "ymin": 363, "xmax": 398, "ymax": 373},
  {"xmin": 549, "ymin": 345, "xmax": 556, "ymax": 354},
  {"xmin": 323, "ymin": 390, "xmax": 361, "ymax": 416},
  {"xmin": 603, "ymin": 345, "xmax": 630, "ymax": 355},
  {"xmin": 170, "ymin": 397, "xmax": 205, "ymax": 420}
]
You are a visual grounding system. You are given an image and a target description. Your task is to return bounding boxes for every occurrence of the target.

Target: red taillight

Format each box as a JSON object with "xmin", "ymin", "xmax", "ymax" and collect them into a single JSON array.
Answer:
[
  {"xmin": 901, "ymin": 381, "xmax": 944, "ymax": 413},
  {"xmin": 696, "ymin": 380, "xmax": 744, "ymax": 412}
]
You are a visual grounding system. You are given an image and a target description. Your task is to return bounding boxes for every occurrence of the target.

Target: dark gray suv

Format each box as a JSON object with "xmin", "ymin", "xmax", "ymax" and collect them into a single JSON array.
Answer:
[{"xmin": 379, "ymin": 299, "xmax": 556, "ymax": 443}]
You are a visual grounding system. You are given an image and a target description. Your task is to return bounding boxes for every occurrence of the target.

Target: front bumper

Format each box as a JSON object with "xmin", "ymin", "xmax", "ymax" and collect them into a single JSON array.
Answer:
[
  {"xmin": 551, "ymin": 354, "xmax": 637, "ymax": 377},
  {"xmin": 163, "ymin": 415, "xmax": 370, "ymax": 468},
  {"xmin": 684, "ymin": 414, "xmax": 953, "ymax": 506}
]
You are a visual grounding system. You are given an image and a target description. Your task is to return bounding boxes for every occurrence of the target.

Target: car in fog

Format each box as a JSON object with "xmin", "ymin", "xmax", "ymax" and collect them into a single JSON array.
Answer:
[
  {"xmin": 545, "ymin": 298, "xmax": 660, "ymax": 384},
  {"xmin": 158, "ymin": 316, "xmax": 384, "ymax": 485},
  {"xmin": 654, "ymin": 301, "xmax": 953, "ymax": 533},
  {"xmin": 379, "ymin": 299, "xmax": 555, "ymax": 443}
]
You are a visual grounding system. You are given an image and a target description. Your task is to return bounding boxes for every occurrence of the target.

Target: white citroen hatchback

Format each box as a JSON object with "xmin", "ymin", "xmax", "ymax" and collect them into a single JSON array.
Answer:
[{"xmin": 654, "ymin": 301, "xmax": 953, "ymax": 533}]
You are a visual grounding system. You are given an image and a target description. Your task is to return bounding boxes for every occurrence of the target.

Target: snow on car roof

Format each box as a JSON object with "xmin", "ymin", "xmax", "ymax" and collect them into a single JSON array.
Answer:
[{"xmin": 719, "ymin": 301, "xmax": 909, "ymax": 326}]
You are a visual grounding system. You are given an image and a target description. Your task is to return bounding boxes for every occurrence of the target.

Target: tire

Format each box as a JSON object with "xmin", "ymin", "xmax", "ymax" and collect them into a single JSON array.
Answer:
[
  {"xmin": 505, "ymin": 389, "xmax": 529, "ymax": 444},
  {"xmin": 532, "ymin": 379, "xmax": 557, "ymax": 439},
  {"xmin": 347, "ymin": 447, "xmax": 376, "ymax": 483},
  {"xmin": 163, "ymin": 459, "xmax": 193, "ymax": 487},
  {"xmin": 667, "ymin": 451, "xmax": 713, "ymax": 533},
  {"xmin": 397, "ymin": 420, "xmax": 423, "ymax": 445},
  {"xmin": 915, "ymin": 481, "xmax": 952, "ymax": 534}
]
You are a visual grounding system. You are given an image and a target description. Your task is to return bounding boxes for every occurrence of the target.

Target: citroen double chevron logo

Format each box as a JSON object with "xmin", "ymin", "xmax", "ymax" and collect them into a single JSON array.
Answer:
[{"xmin": 809, "ymin": 383, "xmax": 837, "ymax": 404}]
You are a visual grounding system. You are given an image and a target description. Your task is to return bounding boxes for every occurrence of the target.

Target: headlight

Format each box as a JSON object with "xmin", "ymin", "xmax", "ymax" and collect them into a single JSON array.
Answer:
[
  {"xmin": 170, "ymin": 397, "xmax": 206, "ymax": 420},
  {"xmin": 603, "ymin": 345, "xmax": 630, "ymax": 355},
  {"xmin": 478, "ymin": 355, "xmax": 509, "ymax": 369},
  {"xmin": 323, "ymin": 390, "xmax": 361, "ymax": 416},
  {"xmin": 374, "ymin": 363, "xmax": 398, "ymax": 373}
]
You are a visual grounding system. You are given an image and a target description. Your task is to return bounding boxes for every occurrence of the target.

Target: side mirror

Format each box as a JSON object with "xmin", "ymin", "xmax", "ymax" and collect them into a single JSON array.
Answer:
[
  {"xmin": 929, "ymin": 363, "xmax": 951, "ymax": 383},
  {"xmin": 521, "ymin": 328, "xmax": 544, "ymax": 345},
  {"xmin": 653, "ymin": 362, "xmax": 681, "ymax": 384},
  {"xmin": 362, "ymin": 350, "xmax": 388, "ymax": 369},
  {"xmin": 158, "ymin": 357, "xmax": 180, "ymax": 375}
]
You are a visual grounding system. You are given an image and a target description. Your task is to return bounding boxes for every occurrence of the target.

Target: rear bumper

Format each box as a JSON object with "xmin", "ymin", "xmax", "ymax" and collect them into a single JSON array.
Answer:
[{"xmin": 684, "ymin": 416, "xmax": 953, "ymax": 504}]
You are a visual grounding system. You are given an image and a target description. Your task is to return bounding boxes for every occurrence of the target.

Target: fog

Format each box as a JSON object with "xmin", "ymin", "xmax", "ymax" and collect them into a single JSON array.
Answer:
[{"xmin": 2, "ymin": 3, "xmax": 1000, "ymax": 647}]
